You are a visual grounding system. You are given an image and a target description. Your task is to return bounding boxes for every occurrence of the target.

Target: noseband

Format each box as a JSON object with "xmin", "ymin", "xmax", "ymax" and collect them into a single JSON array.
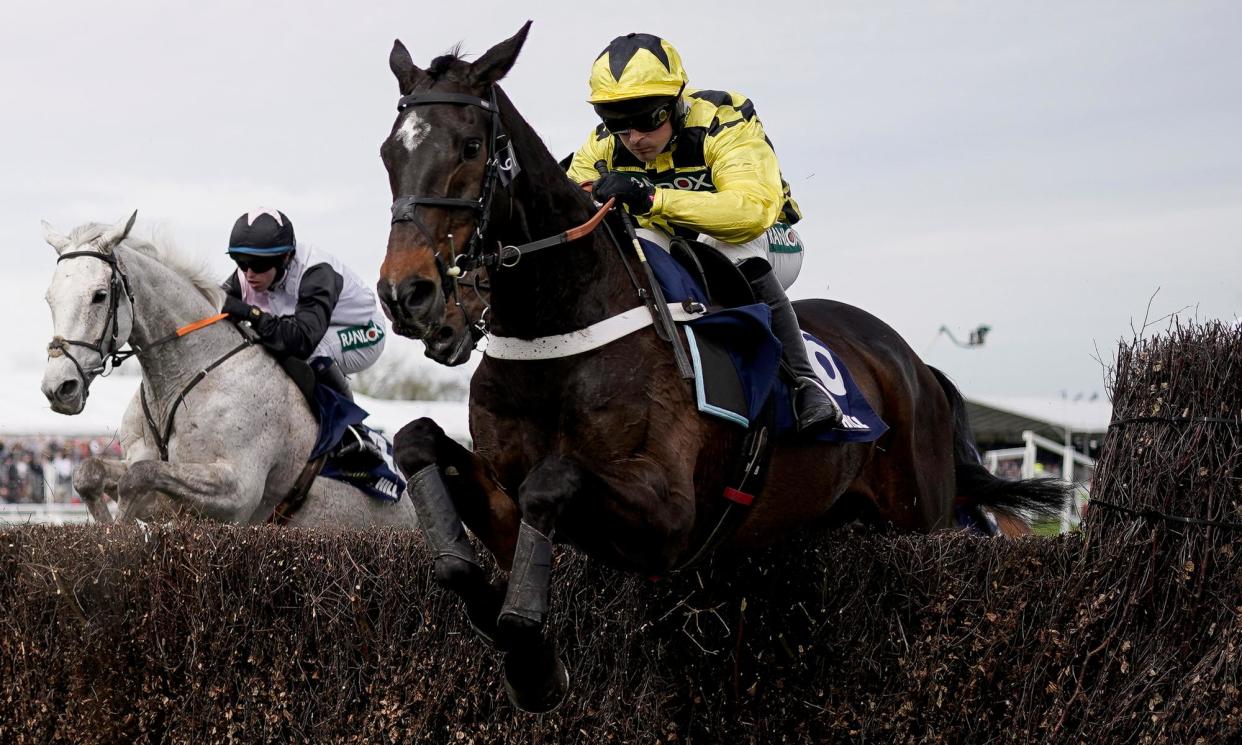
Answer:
[{"xmin": 47, "ymin": 250, "xmax": 138, "ymax": 391}]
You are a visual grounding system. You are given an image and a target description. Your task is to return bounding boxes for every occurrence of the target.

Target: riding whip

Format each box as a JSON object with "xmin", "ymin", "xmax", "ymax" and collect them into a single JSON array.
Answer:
[{"xmin": 594, "ymin": 161, "xmax": 694, "ymax": 379}]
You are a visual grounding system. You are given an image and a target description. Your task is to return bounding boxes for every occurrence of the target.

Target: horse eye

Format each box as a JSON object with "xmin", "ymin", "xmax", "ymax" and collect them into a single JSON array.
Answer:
[
  {"xmin": 91, "ymin": 290, "xmax": 108, "ymax": 304},
  {"xmin": 463, "ymin": 139, "xmax": 483, "ymax": 160}
]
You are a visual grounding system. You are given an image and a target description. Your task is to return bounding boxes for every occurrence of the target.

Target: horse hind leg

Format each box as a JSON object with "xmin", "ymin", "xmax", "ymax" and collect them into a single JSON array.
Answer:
[{"xmin": 495, "ymin": 455, "xmax": 581, "ymax": 714}]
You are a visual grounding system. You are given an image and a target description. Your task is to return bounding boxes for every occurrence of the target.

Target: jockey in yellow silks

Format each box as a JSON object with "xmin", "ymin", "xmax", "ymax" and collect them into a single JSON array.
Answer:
[{"xmin": 567, "ymin": 33, "xmax": 842, "ymax": 432}]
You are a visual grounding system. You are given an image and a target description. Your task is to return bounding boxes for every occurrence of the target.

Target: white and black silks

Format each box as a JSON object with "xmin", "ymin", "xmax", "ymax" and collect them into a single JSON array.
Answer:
[{"xmin": 222, "ymin": 243, "xmax": 386, "ymax": 373}]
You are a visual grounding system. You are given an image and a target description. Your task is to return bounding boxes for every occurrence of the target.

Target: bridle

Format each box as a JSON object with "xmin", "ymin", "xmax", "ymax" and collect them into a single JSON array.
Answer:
[
  {"xmin": 46, "ymin": 250, "xmax": 138, "ymax": 392},
  {"xmin": 388, "ymin": 88, "xmax": 512, "ymax": 284},
  {"xmin": 385, "ymin": 84, "xmax": 660, "ymax": 350},
  {"xmin": 46, "ymin": 248, "xmax": 250, "ymax": 455}
]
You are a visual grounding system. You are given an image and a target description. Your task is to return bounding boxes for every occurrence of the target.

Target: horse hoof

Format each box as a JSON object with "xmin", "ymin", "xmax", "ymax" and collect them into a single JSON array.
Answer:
[{"xmin": 503, "ymin": 653, "xmax": 569, "ymax": 714}]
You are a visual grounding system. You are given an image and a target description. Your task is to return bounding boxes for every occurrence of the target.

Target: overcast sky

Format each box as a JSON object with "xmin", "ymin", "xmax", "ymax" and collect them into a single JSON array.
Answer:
[{"xmin": 5, "ymin": 1, "xmax": 1239, "ymax": 401}]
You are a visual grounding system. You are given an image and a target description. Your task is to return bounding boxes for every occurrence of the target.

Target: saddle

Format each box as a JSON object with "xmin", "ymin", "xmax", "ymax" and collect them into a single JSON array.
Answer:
[
  {"xmin": 666, "ymin": 236, "xmax": 754, "ymax": 310},
  {"xmin": 639, "ymin": 234, "xmax": 887, "ymax": 444}
]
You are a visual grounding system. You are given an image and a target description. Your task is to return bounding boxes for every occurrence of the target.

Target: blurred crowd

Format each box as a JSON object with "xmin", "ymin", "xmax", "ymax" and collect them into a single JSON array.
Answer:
[{"xmin": 0, "ymin": 436, "xmax": 122, "ymax": 504}]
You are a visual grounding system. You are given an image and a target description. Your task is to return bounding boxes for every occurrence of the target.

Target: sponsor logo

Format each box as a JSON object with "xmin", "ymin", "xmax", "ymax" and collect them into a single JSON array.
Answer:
[
  {"xmin": 651, "ymin": 170, "xmax": 713, "ymax": 191},
  {"xmin": 768, "ymin": 222, "xmax": 803, "ymax": 254},
  {"xmin": 372, "ymin": 478, "xmax": 400, "ymax": 499},
  {"xmin": 668, "ymin": 171, "xmax": 713, "ymax": 191},
  {"xmin": 339, "ymin": 321, "xmax": 385, "ymax": 352}
]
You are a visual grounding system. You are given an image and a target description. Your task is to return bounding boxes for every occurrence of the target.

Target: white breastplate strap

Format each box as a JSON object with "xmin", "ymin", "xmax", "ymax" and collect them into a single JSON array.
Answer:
[{"xmin": 484, "ymin": 303, "xmax": 705, "ymax": 360}]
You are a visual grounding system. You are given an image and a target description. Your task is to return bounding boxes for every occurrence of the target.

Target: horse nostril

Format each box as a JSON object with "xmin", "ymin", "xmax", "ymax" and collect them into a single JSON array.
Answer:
[
  {"xmin": 56, "ymin": 379, "xmax": 80, "ymax": 402},
  {"xmin": 400, "ymin": 279, "xmax": 438, "ymax": 317},
  {"xmin": 434, "ymin": 326, "xmax": 455, "ymax": 342}
]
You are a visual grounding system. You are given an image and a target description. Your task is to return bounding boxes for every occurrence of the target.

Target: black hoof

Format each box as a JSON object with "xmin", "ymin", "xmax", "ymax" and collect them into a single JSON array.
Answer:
[
  {"xmin": 464, "ymin": 591, "xmax": 505, "ymax": 649},
  {"xmin": 503, "ymin": 651, "xmax": 569, "ymax": 714},
  {"xmin": 496, "ymin": 610, "xmax": 543, "ymax": 648}
]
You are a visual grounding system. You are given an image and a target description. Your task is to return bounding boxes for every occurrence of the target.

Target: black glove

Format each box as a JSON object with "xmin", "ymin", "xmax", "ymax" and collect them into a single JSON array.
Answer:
[
  {"xmin": 593, "ymin": 171, "xmax": 656, "ymax": 215},
  {"xmin": 222, "ymin": 295, "xmax": 259, "ymax": 320}
]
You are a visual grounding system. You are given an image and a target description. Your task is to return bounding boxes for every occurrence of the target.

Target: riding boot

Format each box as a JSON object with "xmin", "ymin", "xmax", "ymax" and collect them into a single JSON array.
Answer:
[
  {"xmin": 332, "ymin": 423, "xmax": 388, "ymax": 471},
  {"xmin": 311, "ymin": 356, "xmax": 353, "ymax": 401},
  {"xmin": 746, "ymin": 264, "xmax": 843, "ymax": 433}
]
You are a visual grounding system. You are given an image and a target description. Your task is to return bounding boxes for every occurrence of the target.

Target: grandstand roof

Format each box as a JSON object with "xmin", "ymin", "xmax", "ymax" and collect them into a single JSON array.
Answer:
[{"xmin": 966, "ymin": 394, "xmax": 1113, "ymax": 442}]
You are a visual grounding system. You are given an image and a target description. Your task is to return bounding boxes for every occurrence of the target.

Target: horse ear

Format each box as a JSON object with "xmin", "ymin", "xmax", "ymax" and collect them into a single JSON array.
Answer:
[
  {"xmin": 96, "ymin": 210, "xmax": 138, "ymax": 254},
  {"xmin": 390, "ymin": 39, "xmax": 428, "ymax": 95},
  {"xmin": 42, "ymin": 220, "xmax": 73, "ymax": 255},
  {"xmin": 468, "ymin": 20, "xmax": 531, "ymax": 87}
]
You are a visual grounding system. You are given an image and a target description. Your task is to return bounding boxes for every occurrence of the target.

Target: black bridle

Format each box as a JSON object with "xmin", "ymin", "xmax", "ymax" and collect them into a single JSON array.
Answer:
[
  {"xmin": 389, "ymin": 88, "xmax": 510, "ymax": 282},
  {"xmin": 47, "ymin": 250, "xmax": 139, "ymax": 391},
  {"xmin": 47, "ymin": 248, "xmax": 253, "ymax": 437}
]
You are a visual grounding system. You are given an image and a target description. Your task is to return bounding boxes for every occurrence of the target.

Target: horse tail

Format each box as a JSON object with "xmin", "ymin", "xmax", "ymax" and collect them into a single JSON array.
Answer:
[{"xmin": 928, "ymin": 366, "xmax": 1069, "ymax": 525}]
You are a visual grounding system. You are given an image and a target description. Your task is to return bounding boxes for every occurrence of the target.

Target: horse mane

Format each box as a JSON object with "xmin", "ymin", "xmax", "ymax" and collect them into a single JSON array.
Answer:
[
  {"xmin": 66, "ymin": 222, "xmax": 226, "ymax": 308},
  {"xmin": 427, "ymin": 45, "xmax": 470, "ymax": 83}
]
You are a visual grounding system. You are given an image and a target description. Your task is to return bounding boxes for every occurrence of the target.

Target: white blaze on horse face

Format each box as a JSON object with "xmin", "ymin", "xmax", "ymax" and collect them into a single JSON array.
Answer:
[{"xmin": 396, "ymin": 111, "xmax": 431, "ymax": 152}]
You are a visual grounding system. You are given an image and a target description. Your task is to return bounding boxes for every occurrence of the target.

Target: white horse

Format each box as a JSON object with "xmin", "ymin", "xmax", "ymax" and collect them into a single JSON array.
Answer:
[{"xmin": 40, "ymin": 211, "xmax": 419, "ymax": 528}]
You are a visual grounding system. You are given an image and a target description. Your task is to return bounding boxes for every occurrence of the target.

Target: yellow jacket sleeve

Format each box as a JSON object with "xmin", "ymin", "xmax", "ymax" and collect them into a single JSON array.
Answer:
[
  {"xmin": 650, "ymin": 116, "xmax": 783, "ymax": 244},
  {"xmin": 567, "ymin": 127, "xmax": 614, "ymax": 186}
]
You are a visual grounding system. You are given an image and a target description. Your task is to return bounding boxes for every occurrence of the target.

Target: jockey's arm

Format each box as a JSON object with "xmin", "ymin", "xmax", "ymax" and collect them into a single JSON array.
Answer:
[
  {"xmin": 566, "ymin": 125, "xmax": 614, "ymax": 187},
  {"xmin": 223, "ymin": 263, "xmax": 343, "ymax": 359},
  {"xmin": 652, "ymin": 116, "xmax": 783, "ymax": 244}
]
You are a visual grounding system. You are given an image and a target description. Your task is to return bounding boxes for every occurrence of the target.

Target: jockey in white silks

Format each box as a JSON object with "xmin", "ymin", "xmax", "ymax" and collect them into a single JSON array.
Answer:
[{"xmin": 220, "ymin": 207, "xmax": 388, "ymax": 462}]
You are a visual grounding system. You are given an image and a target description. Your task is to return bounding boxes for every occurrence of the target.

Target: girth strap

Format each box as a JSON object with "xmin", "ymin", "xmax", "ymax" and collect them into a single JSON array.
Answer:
[
  {"xmin": 673, "ymin": 404, "xmax": 776, "ymax": 573},
  {"xmin": 268, "ymin": 455, "xmax": 328, "ymax": 526}
]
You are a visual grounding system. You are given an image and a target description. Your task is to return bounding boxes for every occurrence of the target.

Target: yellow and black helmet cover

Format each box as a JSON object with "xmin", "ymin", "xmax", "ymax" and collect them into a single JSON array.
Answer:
[{"xmin": 588, "ymin": 33, "xmax": 689, "ymax": 105}]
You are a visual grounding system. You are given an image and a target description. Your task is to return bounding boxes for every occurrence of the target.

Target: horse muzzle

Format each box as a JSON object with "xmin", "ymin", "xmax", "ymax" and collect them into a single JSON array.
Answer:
[
  {"xmin": 377, "ymin": 276, "xmax": 446, "ymax": 340},
  {"xmin": 42, "ymin": 371, "xmax": 87, "ymax": 415},
  {"xmin": 423, "ymin": 323, "xmax": 475, "ymax": 367}
]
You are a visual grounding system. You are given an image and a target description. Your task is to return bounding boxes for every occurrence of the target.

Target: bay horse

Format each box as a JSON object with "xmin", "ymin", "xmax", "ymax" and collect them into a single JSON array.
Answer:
[
  {"xmin": 41, "ymin": 214, "xmax": 419, "ymax": 528},
  {"xmin": 377, "ymin": 23, "xmax": 1066, "ymax": 711}
]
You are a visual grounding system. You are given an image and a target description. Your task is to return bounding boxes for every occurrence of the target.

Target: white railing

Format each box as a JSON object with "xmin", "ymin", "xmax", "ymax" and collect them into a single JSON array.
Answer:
[
  {"xmin": 983, "ymin": 430, "xmax": 1095, "ymax": 532},
  {"xmin": 0, "ymin": 503, "xmax": 97, "ymax": 525}
]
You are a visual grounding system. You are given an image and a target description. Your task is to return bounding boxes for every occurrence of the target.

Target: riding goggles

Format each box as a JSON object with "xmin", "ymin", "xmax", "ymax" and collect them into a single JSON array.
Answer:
[
  {"xmin": 596, "ymin": 102, "xmax": 673, "ymax": 135},
  {"xmin": 231, "ymin": 253, "xmax": 286, "ymax": 273}
]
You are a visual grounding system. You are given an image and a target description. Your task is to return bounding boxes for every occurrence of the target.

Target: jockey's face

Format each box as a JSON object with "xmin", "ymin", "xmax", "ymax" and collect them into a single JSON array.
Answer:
[
  {"xmin": 232, "ymin": 252, "xmax": 288, "ymax": 293},
  {"xmin": 242, "ymin": 265, "xmax": 278, "ymax": 293},
  {"xmin": 618, "ymin": 119, "xmax": 674, "ymax": 163}
]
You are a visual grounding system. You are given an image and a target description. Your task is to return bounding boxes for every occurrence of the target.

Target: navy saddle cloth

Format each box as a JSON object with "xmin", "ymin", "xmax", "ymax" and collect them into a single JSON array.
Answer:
[
  {"xmin": 644, "ymin": 237, "xmax": 887, "ymax": 444},
  {"xmin": 287, "ymin": 360, "xmax": 405, "ymax": 503}
]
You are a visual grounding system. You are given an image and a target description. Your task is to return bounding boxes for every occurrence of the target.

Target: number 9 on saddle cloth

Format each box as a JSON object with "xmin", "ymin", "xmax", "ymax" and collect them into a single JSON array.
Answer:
[{"xmin": 636, "ymin": 229, "xmax": 887, "ymax": 443}]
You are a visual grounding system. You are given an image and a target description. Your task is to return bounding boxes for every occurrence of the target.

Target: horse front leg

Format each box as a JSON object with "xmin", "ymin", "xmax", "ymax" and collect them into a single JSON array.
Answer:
[
  {"xmin": 496, "ymin": 454, "xmax": 582, "ymax": 713},
  {"xmin": 71, "ymin": 458, "xmax": 128, "ymax": 523},
  {"xmin": 393, "ymin": 418, "xmax": 518, "ymax": 647},
  {"xmin": 71, "ymin": 393, "xmax": 153, "ymax": 524},
  {"xmin": 116, "ymin": 461, "xmax": 243, "ymax": 523}
]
